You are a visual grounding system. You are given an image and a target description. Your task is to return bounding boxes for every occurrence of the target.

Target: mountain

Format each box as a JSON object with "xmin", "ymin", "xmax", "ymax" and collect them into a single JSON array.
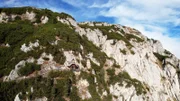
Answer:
[{"xmin": 0, "ymin": 7, "xmax": 180, "ymax": 101}]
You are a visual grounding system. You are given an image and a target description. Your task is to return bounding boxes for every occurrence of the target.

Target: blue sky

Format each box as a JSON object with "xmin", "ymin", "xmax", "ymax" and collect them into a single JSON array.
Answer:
[{"xmin": 1, "ymin": 0, "xmax": 180, "ymax": 58}]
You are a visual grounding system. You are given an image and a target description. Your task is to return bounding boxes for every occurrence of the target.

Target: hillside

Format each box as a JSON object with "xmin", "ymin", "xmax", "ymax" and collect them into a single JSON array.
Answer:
[{"xmin": 0, "ymin": 7, "xmax": 180, "ymax": 101}]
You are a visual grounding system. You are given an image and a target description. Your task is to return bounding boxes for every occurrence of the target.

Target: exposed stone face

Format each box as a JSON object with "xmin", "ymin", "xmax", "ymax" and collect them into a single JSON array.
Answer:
[
  {"xmin": 66, "ymin": 17, "xmax": 78, "ymax": 27},
  {"xmin": 14, "ymin": 93, "xmax": 21, "ymax": 101},
  {"xmin": 86, "ymin": 53, "xmax": 100, "ymax": 66},
  {"xmin": 0, "ymin": 11, "xmax": 36, "ymax": 23},
  {"xmin": 63, "ymin": 51, "xmax": 90, "ymax": 71},
  {"xmin": 21, "ymin": 11, "xmax": 36, "ymax": 22},
  {"xmin": 34, "ymin": 97, "xmax": 48, "ymax": 101},
  {"xmin": 77, "ymin": 78, "xmax": 92, "ymax": 100},
  {"xmin": 75, "ymin": 21, "xmax": 180, "ymax": 101},
  {"xmin": 0, "ymin": 12, "xmax": 9, "ymax": 23},
  {"xmin": 76, "ymin": 28, "xmax": 107, "ymax": 47},
  {"xmin": 14, "ymin": 93, "xmax": 47, "ymax": 101},
  {"xmin": 57, "ymin": 16, "xmax": 78, "ymax": 27},
  {"xmin": 20, "ymin": 40, "xmax": 39, "ymax": 53},
  {"xmin": 41, "ymin": 16, "xmax": 48, "ymax": 24},
  {"xmin": 4, "ymin": 60, "xmax": 26, "ymax": 81},
  {"xmin": 63, "ymin": 51, "xmax": 77, "ymax": 67},
  {"xmin": 86, "ymin": 59, "xmax": 91, "ymax": 69},
  {"xmin": 57, "ymin": 16, "xmax": 70, "ymax": 25}
]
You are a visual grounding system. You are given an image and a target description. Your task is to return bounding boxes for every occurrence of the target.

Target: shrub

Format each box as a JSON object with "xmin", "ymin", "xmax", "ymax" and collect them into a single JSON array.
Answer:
[
  {"xmin": 120, "ymin": 49, "xmax": 126, "ymax": 55},
  {"xmin": 48, "ymin": 70, "xmax": 74, "ymax": 79},
  {"xmin": 43, "ymin": 57, "xmax": 49, "ymax": 61},
  {"xmin": 48, "ymin": 71, "xmax": 62, "ymax": 78},
  {"xmin": 18, "ymin": 63, "xmax": 41, "ymax": 76},
  {"xmin": 164, "ymin": 50, "xmax": 171, "ymax": 55},
  {"xmin": 15, "ymin": 16, "xmax": 21, "ymax": 20},
  {"xmin": 69, "ymin": 86, "xmax": 81, "ymax": 101},
  {"xmin": 130, "ymin": 50, "xmax": 135, "ymax": 55},
  {"xmin": 0, "ymin": 23, "xmax": 34, "ymax": 46},
  {"xmin": 53, "ymin": 51, "xmax": 66, "ymax": 64},
  {"xmin": 0, "ymin": 7, "xmax": 32, "ymax": 15},
  {"xmin": 113, "ymin": 63, "xmax": 120, "ymax": 68},
  {"xmin": 106, "ymin": 68, "xmax": 115, "ymax": 76},
  {"xmin": 153, "ymin": 52, "xmax": 169, "ymax": 61},
  {"xmin": 125, "ymin": 34, "xmax": 144, "ymax": 42},
  {"xmin": 59, "ymin": 12, "xmax": 75, "ymax": 20}
]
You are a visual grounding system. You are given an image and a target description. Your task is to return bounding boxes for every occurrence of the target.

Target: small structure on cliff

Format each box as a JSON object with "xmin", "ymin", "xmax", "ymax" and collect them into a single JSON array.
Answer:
[{"xmin": 68, "ymin": 64, "xmax": 79, "ymax": 71}]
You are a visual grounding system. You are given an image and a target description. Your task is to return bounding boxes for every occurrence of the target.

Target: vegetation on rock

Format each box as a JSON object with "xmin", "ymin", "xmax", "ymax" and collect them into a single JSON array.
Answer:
[
  {"xmin": 1, "ymin": 7, "xmax": 178, "ymax": 101},
  {"xmin": 106, "ymin": 70, "xmax": 147, "ymax": 95},
  {"xmin": 153, "ymin": 52, "xmax": 169, "ymax": 61},
  {"xmin": 18, "ymin": 63, "xmax": 40, "ymax": 76}
]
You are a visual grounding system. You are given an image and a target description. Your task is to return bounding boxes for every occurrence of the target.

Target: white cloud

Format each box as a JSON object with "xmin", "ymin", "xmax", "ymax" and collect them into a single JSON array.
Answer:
[
  {"xmin": 5, "ymin": 0, "xmax": 16, "ymax": 5},
  {"xmin": 3, "ymin": 0, "xmax": 23, "ymax": 7},
  {"xmin": 100, "ymin": 1, "xmax": 180, "ymax": 25},
  {"xmin": 89, "ymin": 0, "xmax": 121, "ymax": 8},
  {"xmin": 93, "ymin": 0, "xmax": 180, "ymax": 59},
  {"xmin": 61, "ymin": 0, "xmax": 89, "ymax": 7}
]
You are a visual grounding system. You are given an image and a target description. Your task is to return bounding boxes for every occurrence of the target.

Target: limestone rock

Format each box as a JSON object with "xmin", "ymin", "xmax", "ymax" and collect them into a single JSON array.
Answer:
[
  {"xmin": 77, "ymin": 78, "xmax": 92, "ymax": 100},
  {"xmin": 41, "ymin": 16, "xmax": 48, "ymax": 24}
]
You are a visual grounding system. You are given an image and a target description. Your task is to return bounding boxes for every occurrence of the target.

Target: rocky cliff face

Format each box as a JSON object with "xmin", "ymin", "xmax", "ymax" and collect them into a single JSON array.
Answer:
[{"xmin": 0, "ymin": 7, "xmax": 180, "ymax": 101}]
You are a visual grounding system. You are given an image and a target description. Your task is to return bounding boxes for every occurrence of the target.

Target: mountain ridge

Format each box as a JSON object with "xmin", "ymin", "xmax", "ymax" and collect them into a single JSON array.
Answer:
[{"xmin": 0, "ymin": 7, "xmax": 180, "ymax": 101}]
